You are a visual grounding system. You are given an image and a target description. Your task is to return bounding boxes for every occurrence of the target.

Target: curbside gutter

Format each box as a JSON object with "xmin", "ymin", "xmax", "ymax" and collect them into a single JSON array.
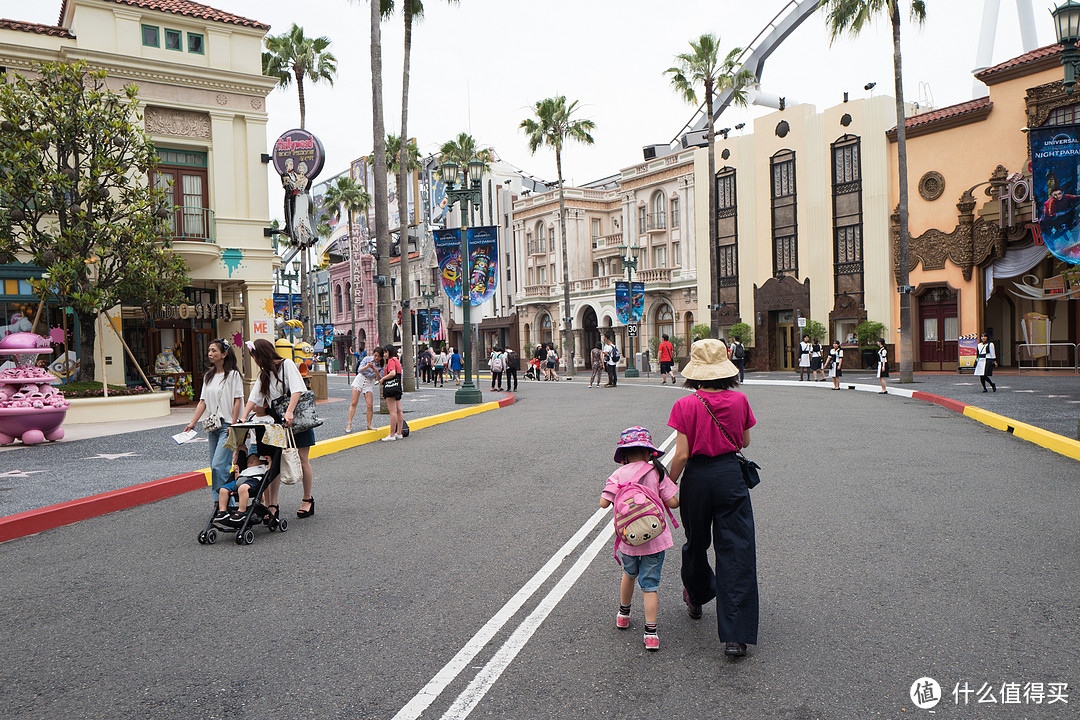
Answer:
[{"xmin": 0, "ymin": 393, "xmax": 516, "ymax": 544}]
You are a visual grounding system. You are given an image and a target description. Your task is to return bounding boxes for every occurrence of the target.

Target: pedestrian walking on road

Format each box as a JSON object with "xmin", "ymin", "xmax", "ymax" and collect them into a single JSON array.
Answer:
[
  {"xmin": 545, "ymin": 344, "xmax": 560, "ymax": 381},
  {"xmin": 346, "ymin": 346, "xmax": 384, "ymax": 432},
  {"xmin": 184, "ymin": 338, "xmax": 244, "ymax": 499},
  {"xmin": 659, "ymin": 334, "xmax": 676, "ymax": 385},
  {"xmin": 876, "ymin": 338, "xmax": 889, "ymax": 394},
  {"xmin": 434, "ymin": 347, "xmax": 447, "ymax": 387},
  {"xmin": 975, "ymin": 333, "xmax": 997, "ymax": 392},
  {"xmin": 825, "ymin": 340, "xmax": 843, "ymax": 390},
  {"xmin": 798, "ymin": 334, "xmax": 812, "ymax": 381},
  {"xmin": 728, "ymin": 337, "xmax": 746, "ymax": 382},
  {"xmin": 603, "ymin": 336, "xmax": 619, "ymax": 387},
  {"xmin": 450, "ymin": 347, "xmax": 462, "ymax": 385},
  {"xmin": 504, "ymin": 347, "xmax": 519, "ymax": 391},
  {"xmin": 243, "ymin": 338, "xmax": 316, "ymax": 520},
  {"xmin": 667, "ymin": 339, "xmax": 759, "ymax": 658},
  {"xmin": 379, "ymin": 345, "xmax": 405, "ymax": 441},
  {"xmin": 589, "ymin": 342, "xmax": 603, "ymax": 387},
  {"xmin": 601, "ymin": 427, "xmax": 680, "ymax": 652},
  {"xmin": 489, "ymin": 347, "xmax": 505, "ymax": 391}
]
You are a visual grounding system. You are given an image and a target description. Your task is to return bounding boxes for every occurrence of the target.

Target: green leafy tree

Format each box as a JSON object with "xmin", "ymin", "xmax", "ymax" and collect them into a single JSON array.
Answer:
[
  {"xmin": 729, "ymin": 321, "xmax": 752, "ymax": 344},
  {"xmin": 0, "ymin": 62, "xmax": 187, "ymax": 382},
  {"xmin": 691, "ymin": 323, "xmax": 712, "ymax": 341},
  {"xmin": 666, "ymin": 35, "xmax": 754, "ymax": 339},
  {"xmin": 804, "ymin": 319, "xmax": 827, "ymax": 343},
  {"xmin": 820, "ymin": 0, "xmax": 925, "ymax": 382},
  {"xmin": 520, "ymin": 96, "xmax": 596, "ymax": 376},
  {"xmin": 262, "ymin": 24, "xmax": 337, "ymax": 130}
]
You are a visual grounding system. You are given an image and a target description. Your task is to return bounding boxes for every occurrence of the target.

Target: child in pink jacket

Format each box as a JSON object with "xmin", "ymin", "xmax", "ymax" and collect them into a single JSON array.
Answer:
[{"xmin": 601, "ymin": 427, "xmax": 679, "ymax": 651}]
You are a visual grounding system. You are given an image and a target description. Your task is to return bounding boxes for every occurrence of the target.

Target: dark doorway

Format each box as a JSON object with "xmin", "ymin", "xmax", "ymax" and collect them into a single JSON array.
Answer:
[{"xmin": 582, "ymin": 306, "xmax": 599, "ymax": 368}]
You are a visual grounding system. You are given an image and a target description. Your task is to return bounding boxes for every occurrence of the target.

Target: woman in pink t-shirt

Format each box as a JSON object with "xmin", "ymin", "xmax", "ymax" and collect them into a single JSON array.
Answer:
[{"xmin": 667, "ymin": 339, "xmax": 758, "ymax": 658}]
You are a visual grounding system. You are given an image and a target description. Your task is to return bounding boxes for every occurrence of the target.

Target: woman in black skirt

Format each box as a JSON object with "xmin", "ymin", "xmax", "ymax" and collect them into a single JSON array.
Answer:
[
  {"xmin": 667, "ymin": 339, "xmax": 759, "ymax": 658},
  {"xmin": 975, "ymin": 332, "xmax": 997, "ymax": 392},
  {"xmin": 876, "ymin": 338, "xmax": 889, "ymax": 394}
]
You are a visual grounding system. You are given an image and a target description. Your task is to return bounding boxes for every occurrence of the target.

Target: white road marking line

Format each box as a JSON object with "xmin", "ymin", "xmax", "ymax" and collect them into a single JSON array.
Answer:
[
  {"xmin": 439, "ymin": 436, "xmax": 677, "ymax": 720},
  {"xmin": 392, "ymin": 431, "xmax": 676, "ymax": 720}
]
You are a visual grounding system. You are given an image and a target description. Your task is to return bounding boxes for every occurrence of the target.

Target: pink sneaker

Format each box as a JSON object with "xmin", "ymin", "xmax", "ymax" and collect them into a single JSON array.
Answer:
[
  {"xmin": 643, "ymin": 633, "xmax": 659, "ymax": 651},
  {"xmin": 615, "ymin": 611, "xmax": 630, "ymax": 629}
]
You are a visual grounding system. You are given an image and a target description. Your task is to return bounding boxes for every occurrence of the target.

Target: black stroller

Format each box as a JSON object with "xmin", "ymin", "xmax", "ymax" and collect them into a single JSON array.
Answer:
[{"xmin": 198, "ymin": 422, "xmax": 288, "ymax": 546}]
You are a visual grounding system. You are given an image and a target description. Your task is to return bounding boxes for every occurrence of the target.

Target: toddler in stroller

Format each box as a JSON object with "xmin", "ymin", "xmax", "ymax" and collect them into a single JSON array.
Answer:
[
  {"xmin": 524, "ymin": 357, "xmax": 542, "ymax": 381},
  {"xmin": 199, "ymin": 431, "xmax": 287, "ymax": 546}
]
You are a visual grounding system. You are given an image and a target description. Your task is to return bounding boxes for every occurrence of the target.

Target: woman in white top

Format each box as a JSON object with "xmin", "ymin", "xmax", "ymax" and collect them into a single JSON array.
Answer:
[
  {"xmin": 826, "ymin": 340, "xmax": 844, "ymax": 390},
  {"xmin": 876, "ymin": 338, "xmax": 889, "ymax": 394},
  {"xmin": 798, "ymin": 335, "xmax": 812, "ymax": 381},
  {"xmin": 184, "ymin": 339, "xmax": 244, "ymax": 498},
  {"xmin": 242, "ymin": 338, "xmax": 316, "ymax": 519},
  {"xmin": 434, "ymin": 348, "xmax": 447, "ymax": 387},
  {"xmin": 974, "ymin": 332, "xmax": 997, "ymax": 392}
]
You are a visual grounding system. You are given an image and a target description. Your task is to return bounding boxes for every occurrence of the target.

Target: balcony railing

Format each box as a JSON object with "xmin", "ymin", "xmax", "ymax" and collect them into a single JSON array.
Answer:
[
  {"xmin": 592, "ymin": 232, "xmax": 623, "ymax": 250},
  {"xmin": 637, "ymin": 268, "xmax": 671, "ymax": 283},
  {"xmin": 571, "ymin": 276, "xmax": 614, "ymax": 292},
  {"xmin": 525, "ymin": 284, "xmax": 553, "ymax": 298},
  {"xmin": 646, "ymin": 212, "xmax": 666, "ymax": 231},
  {"xmin": 165, "ymin": 206, "xmax": 216, "ymax": 243}
]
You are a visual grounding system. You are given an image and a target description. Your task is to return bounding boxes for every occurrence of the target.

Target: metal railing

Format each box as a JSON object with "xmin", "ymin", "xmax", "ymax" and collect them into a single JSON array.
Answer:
[
  {"xmin": 165, "ymin": 206, "xmax": 215, "ymax": 243},
  {"xmin": 646, "ymin": 212, "xmax": 666, "ymax": 231},
  {"xmin": 1016, "ymin": 343, "xmax": 1078, "ymax": 372}
]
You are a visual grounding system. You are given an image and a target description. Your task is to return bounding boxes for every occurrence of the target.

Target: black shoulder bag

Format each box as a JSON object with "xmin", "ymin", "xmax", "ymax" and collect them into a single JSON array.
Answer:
[{"xmin": 694, "ymin": 393, "xmax": 761, "ymax": 489}]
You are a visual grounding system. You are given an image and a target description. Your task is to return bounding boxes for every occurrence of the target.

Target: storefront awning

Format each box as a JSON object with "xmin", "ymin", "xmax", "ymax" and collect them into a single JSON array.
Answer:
[{"xmin": 478, "ymin": 314, "xmax": 517, "ymax": 331}]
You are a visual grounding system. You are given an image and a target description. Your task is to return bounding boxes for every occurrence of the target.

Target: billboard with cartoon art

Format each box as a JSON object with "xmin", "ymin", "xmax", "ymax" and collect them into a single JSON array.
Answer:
[
  {"xmin": 433, "ymin": 226, "xmax": 499, "ymax": 307},
  {"xmin": 1031, "ymin": 126, "xmax": 1080, "ymax": 264}
]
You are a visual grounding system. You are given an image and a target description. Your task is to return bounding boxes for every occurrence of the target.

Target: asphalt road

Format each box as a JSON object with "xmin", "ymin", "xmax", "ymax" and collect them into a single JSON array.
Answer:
[{"xmin": 1, "ymin": 381, "xmax": 1077, "ymax": 719}]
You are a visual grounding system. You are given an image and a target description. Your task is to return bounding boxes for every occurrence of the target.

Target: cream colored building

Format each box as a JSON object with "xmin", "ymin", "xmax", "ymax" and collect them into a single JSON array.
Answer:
[
  {"xmin": 512, "ymin": 152, "xmax": 699, "ymax": 370},
  {"xmin": 692, "ymin": 96, "xmax": 896, "ymax": 370},
  {"xmin": 0, "ymin": 0, "xmax": 276, "ymax": 397}
]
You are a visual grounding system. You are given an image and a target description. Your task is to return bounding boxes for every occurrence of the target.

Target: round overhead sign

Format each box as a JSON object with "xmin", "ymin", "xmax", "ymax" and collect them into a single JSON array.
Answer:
[{"xmin": 272, "ymin": 128, "xmax": 325, "ymax": 184}]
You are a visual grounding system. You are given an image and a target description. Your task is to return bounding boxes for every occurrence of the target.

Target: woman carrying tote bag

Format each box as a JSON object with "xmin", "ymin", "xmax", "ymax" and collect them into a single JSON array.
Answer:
[
  {"xmin": 379, "ymin": 345, "xmax": 405, "ymax": 441},
  {"xmin": 667, "ymin": 339, "xmax": 759, "ymax": 658},
  {"xmin": 242, "ymin": 339, "xmax": 317, "ymax": 519}
]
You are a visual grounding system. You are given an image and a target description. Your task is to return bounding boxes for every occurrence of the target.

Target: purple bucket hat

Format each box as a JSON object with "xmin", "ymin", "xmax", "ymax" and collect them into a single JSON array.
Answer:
[{"xmin": 614, "ymin": 426, "xmax": 662, "ymax": 463}]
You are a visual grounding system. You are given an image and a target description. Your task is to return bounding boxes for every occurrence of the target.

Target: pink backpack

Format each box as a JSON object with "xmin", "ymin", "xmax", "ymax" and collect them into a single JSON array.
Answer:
[{"xmin": 611, "ymin": 464, "xmax": 678, "ymax": 564}]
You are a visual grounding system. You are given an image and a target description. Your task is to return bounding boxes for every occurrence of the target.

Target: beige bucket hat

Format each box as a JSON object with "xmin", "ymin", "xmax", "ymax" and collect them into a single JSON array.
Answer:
[{"xmin": 680, "ymin": 339, "xmax": 740, "ymax": 381}]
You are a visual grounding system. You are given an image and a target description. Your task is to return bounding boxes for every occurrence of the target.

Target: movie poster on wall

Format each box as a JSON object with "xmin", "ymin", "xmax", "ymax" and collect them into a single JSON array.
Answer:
[
  {"xmin": 1031, "ymin": 126, "xmax": 1080, "ymax": 264},
  {"xmin": 433, "ymin": 226, "xmax": 500, "ymax": 307}
]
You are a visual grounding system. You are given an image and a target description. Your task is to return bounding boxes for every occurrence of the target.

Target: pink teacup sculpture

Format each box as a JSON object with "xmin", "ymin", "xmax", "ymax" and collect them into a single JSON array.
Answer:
[{"xmin": 0, "ymin": 333, "xmax": 69, "ymax": 445}]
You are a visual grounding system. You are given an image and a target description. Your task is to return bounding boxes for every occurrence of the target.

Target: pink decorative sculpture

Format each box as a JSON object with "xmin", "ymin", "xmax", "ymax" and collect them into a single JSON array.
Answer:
[{"xmin": 0, "ymin": 333, "xmax": 69, "ymax": 445}]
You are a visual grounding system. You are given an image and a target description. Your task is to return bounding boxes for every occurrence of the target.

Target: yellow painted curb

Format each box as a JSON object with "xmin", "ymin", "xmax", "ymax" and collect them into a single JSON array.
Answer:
[{"xmin": 963, "ymin": 406, "xmax": 1080, "ymax": 462}]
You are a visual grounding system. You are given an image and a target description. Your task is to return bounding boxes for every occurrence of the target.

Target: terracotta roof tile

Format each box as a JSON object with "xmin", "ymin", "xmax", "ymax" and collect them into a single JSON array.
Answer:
[
  {"xmin": 887, "ymin": 96, "xmax": 993, "ymax": 140},
  {"xmin": 0, "ymin": 18, "xmax": 74, "ymax": 38},
  {"xmin": 976, "ymin": 44, "xmax": 1062, "ymax": 82},
  {"xmin": 59, "ymin": 0, "xmax": 269, "ymax": 31}
]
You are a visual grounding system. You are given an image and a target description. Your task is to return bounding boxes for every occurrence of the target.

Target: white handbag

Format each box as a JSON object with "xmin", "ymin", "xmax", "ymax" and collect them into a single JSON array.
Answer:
[{"xmin": 279, "ymin": 428, "xmax": 303, "ymax": 485}]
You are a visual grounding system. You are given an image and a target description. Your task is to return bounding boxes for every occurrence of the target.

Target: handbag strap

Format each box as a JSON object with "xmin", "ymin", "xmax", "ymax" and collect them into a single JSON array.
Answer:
[{"xmin": 693, "ymin": 392, "xmax": 742, "ymax": 452}]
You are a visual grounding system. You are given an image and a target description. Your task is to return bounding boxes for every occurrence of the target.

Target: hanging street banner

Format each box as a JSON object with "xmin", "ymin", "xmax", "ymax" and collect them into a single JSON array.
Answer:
[
  {"xmin": 615, "ymin": 281, "xmax": 631, "ymax": 323},
  {"xmin": 433, "ymin": 226, "xmax": 499, "ymax": 307},
  {"xmin": 1031, "ymin": 126, "xmax": 1080, "ymax": 264},
  {"xmin": 615, "ymin": 281, "xmax": 645, "ymax": 324},
  {"xmin": 273, "ymin": 293, "xmax": 302, "ymax": 320},
  {"xmin": 416, "ymin": 308, "xmax": 447, "ymax": 343}
]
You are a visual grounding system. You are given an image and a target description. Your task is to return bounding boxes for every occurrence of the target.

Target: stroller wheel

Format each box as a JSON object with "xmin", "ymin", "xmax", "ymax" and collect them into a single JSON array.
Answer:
[
  {"xmin": 206, "ymin": 529, "xmax": 217, "ymax": 545},
  {"xmin": 243, "ymin": 529, "xmax": 255, "ymax": 545},
  {"xmin": 268, "ymin": 517, "xmax": 279, "ymax": 532},
  {"xmin": 278, "ymin": 518, "xmax": 288, "ymax": 533},
  {"xmin": 235, "ymin": 532, "xmax": 244, "ymax": 545},
  {"xmin": 198, "ymin": 531, "xmax": 207, "ymax": 545}
]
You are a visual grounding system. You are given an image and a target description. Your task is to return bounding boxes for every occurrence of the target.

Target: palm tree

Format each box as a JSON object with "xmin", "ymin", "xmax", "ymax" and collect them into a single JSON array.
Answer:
[
  {"xmin": 262, "ymin": 23, "xmax": 337, "ymax": 130},
  {"xmin": 373, "ymin": 134, "xmax": 421, "ymax": 389},
  {"xmin": 520, "ymin": 96, "xmax": 596, "ymax": 376},
  {"xmin": 666, "ymin": 34, "xmax": 755, "ymax": 339},
  {"xmin": 820, "ymin": 0, "xmax": 925, "ymax": 384},
  {"xmin": 323, "ymin": 176, "xmax": 371, "ymax": 360}
]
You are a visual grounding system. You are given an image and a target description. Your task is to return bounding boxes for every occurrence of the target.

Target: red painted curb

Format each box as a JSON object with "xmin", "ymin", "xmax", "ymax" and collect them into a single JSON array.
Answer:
[
  {"xmin": 0, "ymin": 470, "xmax": 207, "ymax": 544},
  {"xmin": 911, "ymin": 391, "xmax": 969, "ymax": 415},
  {"xmin": 497, "ymin": 392, "xmax": 516, "ymax": 408}
]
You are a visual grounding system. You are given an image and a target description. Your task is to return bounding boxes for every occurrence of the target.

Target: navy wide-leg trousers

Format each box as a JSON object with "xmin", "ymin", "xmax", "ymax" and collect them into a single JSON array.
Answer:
[{"xmin": 679, "ymin": 453, "xmax": 759, "ymax": 645}]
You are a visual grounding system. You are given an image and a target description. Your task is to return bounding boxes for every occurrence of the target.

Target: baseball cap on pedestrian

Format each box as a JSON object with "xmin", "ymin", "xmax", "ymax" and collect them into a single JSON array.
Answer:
[
  {"xmin": 680, "ymin": 339, "xmax": 739, "ymax": 381},
  {"xmin": 614, "ymin": 426, "xmax": 662, "ymax": 463}
]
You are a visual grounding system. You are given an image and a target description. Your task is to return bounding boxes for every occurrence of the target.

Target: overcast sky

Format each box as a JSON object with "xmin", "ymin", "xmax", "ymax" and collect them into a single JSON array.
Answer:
[{"xmin": 4, "ymin": 0, "xmax": 1049, "ymax": 186}]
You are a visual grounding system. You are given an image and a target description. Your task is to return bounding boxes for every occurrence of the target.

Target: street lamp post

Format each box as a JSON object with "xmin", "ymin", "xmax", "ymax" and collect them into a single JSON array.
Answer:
[
  {"xmin": 440, "ymin": 157, "xmax": 485, "ymax": 404},
  {"xmin": 1053, "ymin": 1, "xmax": 1080, "ymax": 93},
  {"xmin": 618, "ymin": 243, "xmax": 640, "ymax": 378}
]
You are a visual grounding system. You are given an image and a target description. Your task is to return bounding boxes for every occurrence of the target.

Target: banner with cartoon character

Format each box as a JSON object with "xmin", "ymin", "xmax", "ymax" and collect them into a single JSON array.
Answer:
[
  {"xmin": 632, "ymin": 281, "xmax": 644, "ymax": 322},
  {"xmin": 1031, "ymin": 126, "xmax": 1080, "ymax": 264},
  {"xmin": 434, "ymin": 226, "xmax": 499, "ymax": 307},
  {"xmin": 615, "ymin": 281, "xmax": 631, "ymax": 323}
]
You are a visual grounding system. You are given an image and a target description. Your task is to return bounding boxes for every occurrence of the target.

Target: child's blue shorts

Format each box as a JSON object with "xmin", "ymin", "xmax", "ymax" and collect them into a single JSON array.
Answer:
[
  {"xmin": 619, "ymin": 550, "xmax": 665, "ymax": 592},
  {"xmin": 221, "ymin": 477, "xmax": 260, "ymax": 496}
]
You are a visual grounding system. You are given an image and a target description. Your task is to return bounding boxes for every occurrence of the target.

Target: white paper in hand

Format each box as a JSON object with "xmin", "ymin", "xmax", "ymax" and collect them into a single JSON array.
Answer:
[{"xmin": 172, "ymin": 430, "xmax": 198, "ymax": 444}]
